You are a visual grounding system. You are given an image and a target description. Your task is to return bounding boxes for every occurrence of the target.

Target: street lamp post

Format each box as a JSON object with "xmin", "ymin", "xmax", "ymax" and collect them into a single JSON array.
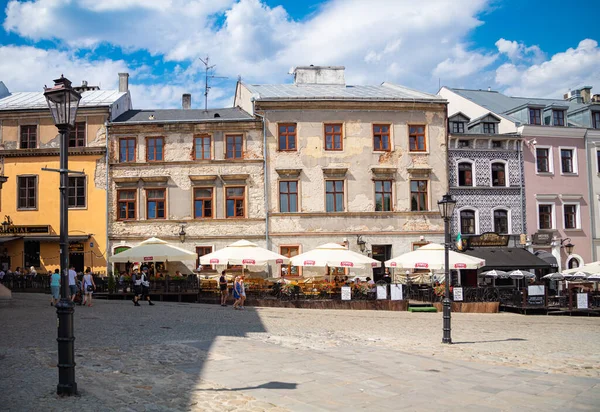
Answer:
[
  {"xmin": 44, "ymin": 75, "xmax": 81, "ymax": 396},
  {"xmin": 438, "ymin": 193, "xmax": 457, "ymax": 344}
]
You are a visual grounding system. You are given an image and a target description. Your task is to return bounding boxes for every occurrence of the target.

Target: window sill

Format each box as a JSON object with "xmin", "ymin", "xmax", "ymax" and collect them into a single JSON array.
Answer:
[
  {"xmin": 16, "ymin": 208, "xmax": 38, "ymax": 211},
  {"xmin": 408, "ymin": 151, "xmax": 429, "ymax": 154},
  {"xmin": 563, "ymin": 228, "xmax": 584, "ymax": 232},
  {"xmin": 535, "ymin": 172, "xmax": 554, "ymax": 176},
  {"xmin": 560, "ymin": 172, "xmax": 579, "ymax": 176}
]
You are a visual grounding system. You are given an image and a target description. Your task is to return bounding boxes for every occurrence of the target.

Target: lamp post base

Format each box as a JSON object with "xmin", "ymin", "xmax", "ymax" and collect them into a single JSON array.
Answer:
[
  {"xmin": 56, "ymin": 297, "xmax": 77, "ymax": 396},
  {"xmin": 442, "ymin": 297, "xmax": 452, "ymax": 344}
]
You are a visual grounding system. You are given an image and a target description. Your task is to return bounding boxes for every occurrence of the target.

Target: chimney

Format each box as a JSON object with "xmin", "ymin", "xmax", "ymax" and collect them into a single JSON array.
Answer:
[
  {"xmin": 182, "ymin": 93, "xmax": 191, "ymax": 110},
  {"xmin": 580, "ymin": 86, "xmax": 592, "ymax": 104},
  {"xmin": 118, "ymin": 72, "xmax": 129, "ymax": 93},
  {"xmin": 82, "ymin": 80, "xmax": 88, "ymax": 87},
  {"xmin": 293, "ymin": 65, "xmax": 345, "ymax": 86}
]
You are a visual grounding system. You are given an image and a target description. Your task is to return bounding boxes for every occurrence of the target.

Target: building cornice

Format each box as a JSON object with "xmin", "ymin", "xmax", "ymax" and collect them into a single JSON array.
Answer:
[{"xmin": 0, "ymin": 147, "xmax": 106, "ymax": 157}]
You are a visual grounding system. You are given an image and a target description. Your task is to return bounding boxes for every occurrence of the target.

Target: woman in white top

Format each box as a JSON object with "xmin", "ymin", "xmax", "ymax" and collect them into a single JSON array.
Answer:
[{"xmin": 82, "ymin": 268, "xmax": 96, "ymax": 307}]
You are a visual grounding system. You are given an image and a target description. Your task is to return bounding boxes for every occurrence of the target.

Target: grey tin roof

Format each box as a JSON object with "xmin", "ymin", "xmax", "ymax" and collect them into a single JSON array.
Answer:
[
  {"xmin": 244, "ymin": 82, "xmax": 446, "ymax": 103},
  {"xmin": 0, "ymin": 89, "xmax": 126, "ymax": 111},
  {"xmin": 112, "ymin": 107, "xmax": 254, "ymax": 123}
]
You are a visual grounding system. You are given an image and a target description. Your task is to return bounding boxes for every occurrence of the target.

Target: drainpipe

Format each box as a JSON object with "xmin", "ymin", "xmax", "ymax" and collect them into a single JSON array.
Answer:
[
  {"xmin": 585, "ymin": 131, "xmax": 596, "ymax": 261},
  {"xmin": 252, "ymin": 98, "xmax": 269, "ymax": 249},
  {"xmin": 105, "ymin": 120, "xmax": 110, "ymax": 277},
  {"xmin": 518, "ymin": 138, "xmax": 525, "ymax": 235}
]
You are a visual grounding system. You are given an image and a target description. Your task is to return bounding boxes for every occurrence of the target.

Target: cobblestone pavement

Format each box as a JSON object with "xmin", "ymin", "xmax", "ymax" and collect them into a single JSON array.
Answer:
[{"xmin": 1, "ymin": 293, "xmax": 599, "ymax": 411}]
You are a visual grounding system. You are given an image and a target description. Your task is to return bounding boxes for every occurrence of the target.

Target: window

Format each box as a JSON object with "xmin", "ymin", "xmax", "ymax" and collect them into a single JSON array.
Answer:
[
  {"xmin": 325, "ymin": 124, "xmax": 343, "ymax": 151},
  {"xmin": 375, "ymin": 180, "xmax": 392, "ymax": 211},
  {"xmin": 460, "ymin": 210, "xmax": 476, "ymax": 234},
  {"xmin": 69, "ymin": 122, "xmax": 86, "ymax": 147},
  {"xmin": 553, "ymin": 110, "xmax": 565, "ymax": 126},
  {"xmin": 119, "ymin": 138, "xmax": 136, "ymax": 162},
  {"xmin": 117, "ymin": 190, "xmax": 136, "ymax": 220},
  {"xmin": 279, "ymin": 181, "xmax": 298, "ymax": 213},
  {"xmin": 194, "ymin": 135, "xmax": 211, "ymax": 160},
  {"xmin": 410, "ymin": 180, "xmax": 428, "ymax": 211},
  {"xmin": 278, "ymin": 124, "xmax": 296, "ymax": 151},
  {"xmin": 196, "ymin": 246, "xmax": 213, "ymax": 271},
  {"xmin": 20, "ymin": 125, "xmax": 37, "ymax": 149},
  {"xmin": 226, "ymin": 135, "xmax": 243, "ymax": 159},
  {"xmin": 492, "ymin": 141, "xmax": 503, "ymax": 149},
  {"xmin": 493, "ymin": 210, "xmax": 509, "ymax": 234},
  {"xmin": 373, "ymin": 124, "xmax": 390, "ymax": 151},
  {"xmin": 564, "ymin": 204, "xmax": 578, "ymax": 229},
  {"xmin": 193, "ymin": 188, "xmax": 213, "ymax": 218},
  {"xmin": 146, "ymin": 137, "xmax": 164, "ymax": 161},
  {"xmin": 326, "ymin": 180, "xmax": 344, "ymax": 212},
  {"xmin": 409, "ymin": 125, "xmax": 426, "ymax": 151},
  {"xmin": 451, "ymin": 122, "xmax": 464, "ymax": 133},
  {"xmin": 458, "ymin": 140, "xmax": 470, "ymax": 148},
  {"xmin": 567, "ymin": 258, "xmax": 579, "ymax": 269},
  {"xmin": 458, "ymin": 162, "xmax": 473, "ymax": 186},
  {"xmin": 529, "ymin": 108, "xmax": 541, "ymax": 125},
  {"xmin": 24, "ymin": 240, "xmax": 40, "ymax": 268},
  {"xmin": 560, "ymin": 149, "xmax": 574, "ymax": 173},
  {"xmin": 594, "ymin": 112, "xmax": 600, "ymax": 129},
  {"xmin": 17, "ymin": 176, "xmax": 37, "ymax": 209},
  {"xmin": 280, "ymin": 246, "xmax": 300, "ymax": 277},
  {"xmin": 483, "ymin": 123, "xmax": 496, "ymax": 134},
  {"xmin": 226, "ymin": 187, "xmax": 245, "ymax": 218},
  {"xmin": 597, "ymin": 150, "xmax": 600, "ymax": 173},
  {"xmin": 491, "ymin": 162, "xmax": 506, "ymax": 187},
  {"xmin": 536, "ymin": 148, "xmax": 550, "ymax": 173},
  {"xmin": 146, "ymin": 189, "xmax": 165, "ymax": 219},
  {"xmin": 68, "ymin": 176, "xmax": 86, "ymax": 208},
  {"xmin": 538, "ymin": 204, "xmax": 553, "ymax": 229}
]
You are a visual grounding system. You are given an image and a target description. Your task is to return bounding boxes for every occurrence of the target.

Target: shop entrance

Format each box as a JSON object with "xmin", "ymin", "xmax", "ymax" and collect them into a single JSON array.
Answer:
[
  {"xmin": 69, "ymin": 253, "xmax": 84, "ymax": 273},
  {"xmin": 371, "ymin": 244, "xmax": 391, "ymax": 282}
]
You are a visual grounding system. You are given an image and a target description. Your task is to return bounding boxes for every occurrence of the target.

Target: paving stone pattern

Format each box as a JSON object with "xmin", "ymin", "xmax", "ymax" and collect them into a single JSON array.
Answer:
[{"xmin": 0, "ymin": 293, "xmax": 599, "ymax": 411}]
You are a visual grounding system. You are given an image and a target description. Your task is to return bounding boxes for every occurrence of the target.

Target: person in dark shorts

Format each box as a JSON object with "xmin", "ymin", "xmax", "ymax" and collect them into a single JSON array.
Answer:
[
  {"xmin": 133, "ymin": 268, "xmax": 154, "ymax": 306},
  {"xmin": 219, "ymin": 270, "xmax": 229, "ymax": 306}
]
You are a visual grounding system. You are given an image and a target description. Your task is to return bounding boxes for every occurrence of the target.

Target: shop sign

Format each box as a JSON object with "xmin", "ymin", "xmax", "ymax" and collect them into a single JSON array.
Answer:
[
  {"xmin": 69, "ymin": 243, "xmax": 84, "ymax": 252},
  {"xmin": 532, "ymin": 231, "xmax": 553, "ymax": 245},
  {"xmin": 0, "ymin": 225, "xmax": 50, "ymax": 235},
  {"xmin": 527, "ymin": 295, "xmax": 545, "ymax": 306},
  {"xmin": 143, "ymin": 256, "xmax": 153, "ymax": 261},
  {"xmin": 467, "ymin": 232, "xmax": 509, "ymax": 248}
]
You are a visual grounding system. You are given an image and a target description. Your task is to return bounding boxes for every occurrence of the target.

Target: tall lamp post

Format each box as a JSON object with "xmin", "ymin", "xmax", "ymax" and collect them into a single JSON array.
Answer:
[
  {"xmin": 44, "ymin": 76, "xmax": 81, "ymax": 396},
  {"xmin": 438, "ymin": 193, "xmax": 457, "ymax": 344}
]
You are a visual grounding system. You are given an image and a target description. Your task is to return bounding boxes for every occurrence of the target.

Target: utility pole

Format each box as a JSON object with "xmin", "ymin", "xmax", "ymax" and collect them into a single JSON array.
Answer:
[{"xmin": 198, "ymin": 55, "xmax": 227, "ymax": 111}]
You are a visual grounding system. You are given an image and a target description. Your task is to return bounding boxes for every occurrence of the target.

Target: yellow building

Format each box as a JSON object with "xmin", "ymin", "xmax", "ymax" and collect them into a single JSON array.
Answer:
[{"xmin": 0, "ymin": 74, "xmax": 132, "ymax": 274}]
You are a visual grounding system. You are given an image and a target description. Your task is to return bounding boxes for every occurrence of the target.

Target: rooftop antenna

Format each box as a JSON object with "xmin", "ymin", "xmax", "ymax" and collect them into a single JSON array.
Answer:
[{"xmin": 199, "ymin": 55, "xmax": 227, "ymax": 111}]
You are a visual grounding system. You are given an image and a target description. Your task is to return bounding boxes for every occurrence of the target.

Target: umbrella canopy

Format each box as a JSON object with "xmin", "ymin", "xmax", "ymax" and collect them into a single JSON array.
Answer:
[
  {"xmin": 199, "ymin": 240, "xmax": 289, "ymax": 266},
  {"xmin": 563, "ymin": 271, "xmax": 589, "ymax": 280},
  {"xmin": 542, "ymin": 272, "xmax": 565, "ymax": 280},
  {"xmin": 290, "ymin": 243, "xmax": 381, "ymax": 269},
  {"xmin": 109, "ymin": 237, "xmax": 198, "ymax": 263},
  {"xmin": 587, "ymin": 274, "xmax": 600, "ymax": 281},
  {"xmin": 385, "ymin": 243, "xmax": 485, "ymax": 270},
  {"xmin": 505, "ymin": 270, "xmax": 536, "ymax": 280},
  {"xmin": 480, "ymin": 270, "xmax": 508, "ymax": 278},
  {"xmin": 563, "ymin": 261, "xmax": 600, "ymax": 274}
]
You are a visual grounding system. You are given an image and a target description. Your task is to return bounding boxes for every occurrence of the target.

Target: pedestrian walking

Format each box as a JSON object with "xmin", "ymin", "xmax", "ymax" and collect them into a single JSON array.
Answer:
[
  {"xmin": 82, "ymin": 268, "xmax": 96, "ymax": 307},
  {"xmin": 50, "ymin": 268, "xmax": 60, "ymax": 306},
  {"xmin": 68, "ymin": 265, "xmax": 78, "ymax": 301},
  {"xmin": 132, "ymin": 269, "xmax": 141, "ymax": 306},
  {"xmin": 219, "ymin": 270, "xmax": 229, "ymax": 306},
  {"xmin": 239, "ymin": 275, "xmax": 246, "ymax": 309},
  {"xmin": 133, "ymin": 269, "xmax": 154, "ymax": 306},
  {"xmin": 232, "ymin": 276, "xmax": 242, "ymax": 310}
]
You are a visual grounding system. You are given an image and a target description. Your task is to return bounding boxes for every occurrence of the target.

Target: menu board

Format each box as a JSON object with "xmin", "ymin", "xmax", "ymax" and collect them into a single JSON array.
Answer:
[
  {"xmin": 341, "ymin": 286, "xmax": 351, "ymax": 301},
  {"xmin": 577, "ymin": 293, "xmax": 588, "ymax": 309},
  {"xmin": 390, "ymin": 284, "xmax": 403, "ymax": 301},
  {"xmin": 528, "ymin": 285, "xmax": 545, "ymax": 296},
  {"xmin": 376, "ymin": 285, "xmax": 387, "ymax": 300},
  {"xmin": 453, "ymin": 287, "xmax": 463, "ymax": 302}
]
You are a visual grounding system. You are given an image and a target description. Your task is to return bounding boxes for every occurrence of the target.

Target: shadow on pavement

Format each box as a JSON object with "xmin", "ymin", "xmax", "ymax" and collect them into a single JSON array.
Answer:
[
  {"xmin": 196, "ymin": 381, "xmax": 298, "ymax": 391},
  {"xmin": 453, "ymin": 337, "xmax": 527, "ymax": 345}
]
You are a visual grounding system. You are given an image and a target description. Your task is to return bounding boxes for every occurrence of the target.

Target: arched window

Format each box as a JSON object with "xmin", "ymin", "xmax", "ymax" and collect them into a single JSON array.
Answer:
[
  {"xmin": 491, "ymin": 162, "xmax": 506, "ymax": 187},
  {"xmin": 460, "ymin": 209, "xmax": 476, "ymax": 234},
  {"xmin": 458, "ymin": 162, "xmax": 473, "ymax": 186},
  {"xmin": 568, "ymin": 259, "xmax": 579, "ymax": 269},
  {"xmin": 493, "ymin": 209, "xmax": 509, "ymax": 234}
]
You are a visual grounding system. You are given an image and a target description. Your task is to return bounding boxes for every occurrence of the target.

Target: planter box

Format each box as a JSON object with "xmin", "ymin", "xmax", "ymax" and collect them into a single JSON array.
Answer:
[{"xmin": 432, "ymin": 302, "xmax": 499, "ymax": 313}]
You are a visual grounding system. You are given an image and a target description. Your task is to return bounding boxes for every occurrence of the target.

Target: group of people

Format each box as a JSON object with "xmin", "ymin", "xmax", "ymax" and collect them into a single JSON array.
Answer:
[
  {"xmin": 219, "ymin": 271, "xmax": 246, "ymax": 310},
  {"xmin": 49, "ymin": 266, "xmax": 96, "ymax": 307},
  {"xmin": 0, "ymin": 266, "xmax": 38, "ymax": 281},
  {"xmin": 130, "ymin": 267, "xmax": 154, "ymax": 306}
]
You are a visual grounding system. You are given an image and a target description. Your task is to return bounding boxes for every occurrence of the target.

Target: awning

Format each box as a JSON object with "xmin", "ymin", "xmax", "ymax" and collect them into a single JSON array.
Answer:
[
  {"xmin": 463, "ymin": 248, "xmax": 552, "ymax": 270},
  {"xmin": 534, "ymin": 250, "xmax": 559, "ymax": 268},
  {"xmin": 24, "ymin": 235, "xmax": 91, "ymax": 242},
  {"xmin": 0, "ymin": 236, "xmax": 22, "ymax": 244}
]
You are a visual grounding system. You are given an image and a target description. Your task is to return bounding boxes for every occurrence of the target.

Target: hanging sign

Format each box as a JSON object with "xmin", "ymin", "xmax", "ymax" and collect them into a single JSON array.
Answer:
[
  {"xmin": 390, "ymin": 284, "xmax": 403, "ymax": 300},
  {"xmin": 341, "ymin": 286, "xmax": 351, "ymax": 301},
  {"xmin": 376, "ymin": 285, "xmax": 387, "ymax": 300}
]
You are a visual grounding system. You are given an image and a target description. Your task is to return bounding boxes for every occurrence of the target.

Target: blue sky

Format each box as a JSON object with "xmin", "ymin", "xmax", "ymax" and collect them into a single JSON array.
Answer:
[{"xmin": 1, "ymin": 0, "xmax": 598, "ymax": 109}]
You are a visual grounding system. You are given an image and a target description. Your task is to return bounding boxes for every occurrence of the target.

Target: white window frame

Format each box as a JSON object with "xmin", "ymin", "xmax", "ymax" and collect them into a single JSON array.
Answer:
[
  {"xmin": 456, "ymin": 206, "xmax": 479, "ymax": 235},
  {"xmin": 562, "ymin": 202, "xmax": 581, "ymax": 230},
  {"xmin": 456, "ymin": 159, "xmax": 476, "ymax": 187},
  {"xmin": 534, "ymin": 145, "xmax": 554, "ymax": 175},
  {"xmin": 558, "ymin": 146, "xmax": 578, "ymax": 175},
  {"xmin": 536, "ymin": 202, "xmax": 556, "ymax": 230},
  {"xmin": 489, "ymin": 159, "xmax": 509, "ymax": 187},
  {"xmin": 491, "ymin": 207, "xmax": 512, "ymax": 234}
]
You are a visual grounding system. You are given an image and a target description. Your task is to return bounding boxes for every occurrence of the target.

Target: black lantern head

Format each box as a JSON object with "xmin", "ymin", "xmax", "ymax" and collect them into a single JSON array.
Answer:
[
  {"xmin": 565, "ymin": 242, "xmax": 574, "ymax": 255},
  {"xmin": 179, "ymin": 224, "xmax": 186, "ymax": 243},
  {"xmin": 357, "ymin": 235, "xmax": 366, "ymax": 252},
  {"xmin": 437, "ymin": 193, "xmax": 457, "ymax": 220},
  {"xmin": 44, "ymin": 75, "xmax": 82, "ymax": 128}
]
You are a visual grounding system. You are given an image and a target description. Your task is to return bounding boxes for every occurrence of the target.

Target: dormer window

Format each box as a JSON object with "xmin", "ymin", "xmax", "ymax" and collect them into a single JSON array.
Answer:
[
  {"xmin": 451, "ymin": 122, "xmax": 464, "ymax": 133},
  {"xmin": 483, "ymin": 123, "xmax": 496, "ymax": 134},
  {"xmin": 553, "ymin": 110, "xmax": 565, "ymax": 126},
  {"xmin": 529, "ymin": 108, "xmax": 541, "ymax": 125},
  {"xmin": 593, "ymin": 112, "xmax": 600, "ymax": 129},
  {"xmin": 457, "ymin": 140, "xmax": 470, "ymax": 148}
]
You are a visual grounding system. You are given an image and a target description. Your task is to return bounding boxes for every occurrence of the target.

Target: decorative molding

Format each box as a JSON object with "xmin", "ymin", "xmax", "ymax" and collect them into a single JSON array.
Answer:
[
  {"xmin": 559, "ymin": 194, "xmax": 583, "ymax": 201},
  {"xmin": 535, "ymin": 194, "xmax": 559, "ymax": 200},
  {"xmin": 322, "ymin": 167, "xmax": 348, "ymax": 177},
  {"xmin": 220, "ymin": 173, "xmax": 250, "ymax": 182},
  {"xmin": 275, "ymin": 168, "xmax": 302, "ymax": 177},
  {"xmin": 406, "ymin": 165, "xmax": 432, "ymax": 178},
  {"xmin": 141, "ymin": 176, "xmax": 169, "ymax": 184},
  {"xmin": 0, "ymin": 147, "xmax": 106, "ymax": 157},
  {"xmin": 370, "ymin": 166, "xmax": 397, "ymax": 179},
  {"xmin": 189, "ymin": 175, "xmax": 218, "ymax": 184}
]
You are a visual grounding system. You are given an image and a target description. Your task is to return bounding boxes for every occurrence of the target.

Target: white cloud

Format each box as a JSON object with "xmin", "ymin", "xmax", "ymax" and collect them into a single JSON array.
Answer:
[
  {"xmin": 495, "ymin": 38, "xmax": 545, "ymax": 63},
  {"xmin": 433, "ymin": 44, "xmax": 497, "ymax": 80},
  {"xmin": 495, "ymin": 39, "xmax": 600, "ymax": 98}
]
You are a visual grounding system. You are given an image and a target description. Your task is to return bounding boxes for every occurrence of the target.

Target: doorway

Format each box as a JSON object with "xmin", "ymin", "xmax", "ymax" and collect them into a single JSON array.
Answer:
[
  {"xmin": 371, "ymin": 244, "xmax": 391, "ymax": 282},
  {"xmin": 69, "ymin": 253, "xmax": 84, "ymax": 273}
]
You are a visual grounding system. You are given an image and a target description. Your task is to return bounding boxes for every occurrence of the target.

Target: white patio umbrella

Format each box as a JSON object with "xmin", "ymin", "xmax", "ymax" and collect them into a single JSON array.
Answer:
[
  {"xmin": 109, "ymin": 237, "xmax": 198, "ymax": 263},
  {"xmin": 563, "ymin": 271, "xmax": 589, "ymax": 280},
  {"xmin": 480, "ymin": 270, "xmax": 508, "ymax": 278},
  {"xmin": 290, "ymin": 243, "xmax": 381, "ymax": 269},
  {"xmin": 385, "ymin": 243, "xmax": 485, "ymax": 271},
  {"xmin": 542, "ymin": 272, "xmax": 565, "ymax": 280},
  {"xmin": 563, "ymin": 261, "xmax": 600, "ymax": 274},
  {"xmin": 586, "ymin": 274, "xmax": 600, "ymax": 281},
  {"xmin": 506, "ymin": 270, "xmax": 536, "ymax": 279},
  {"xmin": 199, "ymin": 240, "xmax": 289, "ymax": 266}
]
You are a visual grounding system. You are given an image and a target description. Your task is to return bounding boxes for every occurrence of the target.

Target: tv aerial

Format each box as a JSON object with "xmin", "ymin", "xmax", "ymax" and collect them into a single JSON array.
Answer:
[{"xmin": 199, "ymin": 55, "xmax": 228, "ymax": 111}]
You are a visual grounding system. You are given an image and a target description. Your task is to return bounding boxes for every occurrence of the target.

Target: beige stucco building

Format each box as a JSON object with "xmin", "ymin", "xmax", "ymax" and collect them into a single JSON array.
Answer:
[
  {"xmin": 235, "ymin": 66, "xmax": 449, "ymax": 280},
  {"xmin": 106, "ymin": 102, "xmax": 264, "ymax": 274}
]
